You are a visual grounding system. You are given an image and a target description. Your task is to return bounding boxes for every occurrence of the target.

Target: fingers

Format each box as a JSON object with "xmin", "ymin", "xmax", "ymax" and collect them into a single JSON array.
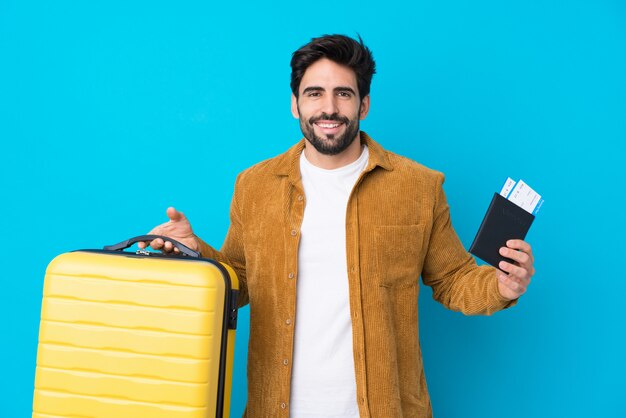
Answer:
[
  {"xmin": 497, "ymin": 240, "xmax": 536, "ymax": 300},
  {"xmin": 505, "ymin": 240, "xmax": 533, "ymax": 261},
  {"xmin": 497, "ymin": 271, "xmax": 527, "ymax": 298},
  {"xmin": 498, "ymin": 260, "xmax": 530, "ymax": 282},
  {"xmin": 497, "ymin": 259, "xmax": 531, "ymax": 299},
  {"xmin": 500, "ymin": 240, "xmax": 535, "ymax": 276},
  {"xmin": 138, "ymin": 224, "xmax": 165, "ymax": 249},
  {"xmin": 499, "ymin": 246, "xmax": 530, "ymax": 267},
  {"xmin": 163, "ymin": 240, "xmax": 181, "ymax": 253},
  {"xmin": 166, "ymin": 206, "xmax": 186, "ymax": 223},
  {"xmin": 134, "ymin": 233, "xmax": 189, "ymax": 254},
  {"xmin": 137, "ymin": 225, "xmax": 165, "ymax": 250},
  {"xmin": 150, "ymin": 238, "xmax": 164, "ymax": 250},
  {"xmin": 135, "ymin": 207, "xmax": 195, "ymax": 254}
]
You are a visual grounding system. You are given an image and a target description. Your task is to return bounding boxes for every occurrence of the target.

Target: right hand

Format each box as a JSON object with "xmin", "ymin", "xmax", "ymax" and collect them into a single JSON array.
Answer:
[{"xmin": 137, "ymin": 207, "xmax": 200, "ymax": 254}]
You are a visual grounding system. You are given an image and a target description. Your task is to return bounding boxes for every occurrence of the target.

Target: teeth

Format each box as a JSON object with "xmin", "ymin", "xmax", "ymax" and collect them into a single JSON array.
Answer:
[{"xmin": 317, "ymin": 123, "xmax": 340, "ymax": 128}]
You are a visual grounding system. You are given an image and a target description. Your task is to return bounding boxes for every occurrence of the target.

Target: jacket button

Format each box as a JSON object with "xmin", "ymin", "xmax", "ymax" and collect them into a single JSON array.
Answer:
[
  {"xmin": 285, "ymin": 319, "xmax": 292, "ymax": 325},
  {"xmin": 288, "ymin": 272, "xmax": 295, "ymax": 279},
  {"xmin": 297, "ymin": 195, "xmax": 304, "ymax": 201},
  {"xmin": 283, "ymin": 359, "xmax": 289, "ymax": 365},
  {"xmin": 290, "ymin": 229, "xmax": 297, "ymax": 236},
  {"xmin": 281, "ymin": 402, "xmax": 287, "ymax": 409}
]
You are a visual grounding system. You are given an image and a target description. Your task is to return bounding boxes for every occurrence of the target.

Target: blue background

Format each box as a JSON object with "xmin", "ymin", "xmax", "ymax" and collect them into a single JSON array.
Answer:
[{"xmin": 1, "ymin": 0, "xmax": 625, "ymax": 416}]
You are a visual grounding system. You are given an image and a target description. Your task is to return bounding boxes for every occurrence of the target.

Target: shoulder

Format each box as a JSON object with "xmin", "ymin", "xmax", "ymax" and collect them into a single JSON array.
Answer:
[
  {"xmin": 235, "ymin": 150, "xmax": 290, "ymax": 182},
  {"xmin": 379, "ymin": 149, "xmax": 445, "ymax": 192},
  {"xmin": 231, "ymin": 142, "xmax": 301, "ymax": 198},
  {"xmin": 387, "ymin": 151, "xmax": 442, "ymax": 178},
  {"xmin": 363, "ymin": 131, "xmax": 445, "ymax": 188},
  {"xmin": 360, "ymin": 140, "xmax": 448, "ymax": 224},
  {"xmin": 237, "ymin": 156, "xmax": 278, "ymax": 182}
]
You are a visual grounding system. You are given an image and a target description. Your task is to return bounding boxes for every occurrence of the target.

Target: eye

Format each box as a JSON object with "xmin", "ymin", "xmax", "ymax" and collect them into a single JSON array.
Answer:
[
  {"xmin": 307, "ymin": 91, "xmax": 322, "ymax": 97},
  {"xmin": 337, "ymin": 91, "xmax": 352, "ymax": 98}
]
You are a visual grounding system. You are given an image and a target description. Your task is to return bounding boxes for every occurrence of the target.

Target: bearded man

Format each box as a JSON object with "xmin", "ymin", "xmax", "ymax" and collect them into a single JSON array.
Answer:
[{"xmin": 140, "ymin": 34, "xmax": 535, "ymax": 417}]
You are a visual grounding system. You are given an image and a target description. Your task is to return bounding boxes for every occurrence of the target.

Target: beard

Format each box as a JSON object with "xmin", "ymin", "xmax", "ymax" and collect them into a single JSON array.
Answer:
[{"xmin": 298, "ymin": 109, "xmax": 360, "ymax": 156}]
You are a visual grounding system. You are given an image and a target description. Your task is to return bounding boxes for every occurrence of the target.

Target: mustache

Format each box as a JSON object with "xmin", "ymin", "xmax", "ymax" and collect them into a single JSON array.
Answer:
[{"xmin": 309, "ymin": 113, "xmax": 350, "ymax": 125}]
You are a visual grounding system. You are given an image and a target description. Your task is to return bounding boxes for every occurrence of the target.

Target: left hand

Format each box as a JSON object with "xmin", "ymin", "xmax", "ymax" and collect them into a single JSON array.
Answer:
[{"xmin": 497, "ymin": 239, "xmax": 535, "ymax": 300}]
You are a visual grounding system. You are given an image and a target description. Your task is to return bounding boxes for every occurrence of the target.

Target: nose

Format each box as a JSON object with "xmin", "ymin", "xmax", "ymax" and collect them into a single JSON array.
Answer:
[{"xmin": 319, "ymin": 94, "xmax": 339, "ymax": 116}]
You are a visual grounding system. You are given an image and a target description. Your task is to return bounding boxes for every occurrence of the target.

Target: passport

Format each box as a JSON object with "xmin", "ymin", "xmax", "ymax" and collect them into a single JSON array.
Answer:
[{"xmin": 469, "ymin": 192, "xmax": 535, "ymax": 269}]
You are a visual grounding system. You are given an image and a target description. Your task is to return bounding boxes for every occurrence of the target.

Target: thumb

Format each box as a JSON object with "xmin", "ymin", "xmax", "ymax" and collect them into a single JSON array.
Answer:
[{"xmin": 166, "ymin": 206, "xmax": 186, "ymax": 223}]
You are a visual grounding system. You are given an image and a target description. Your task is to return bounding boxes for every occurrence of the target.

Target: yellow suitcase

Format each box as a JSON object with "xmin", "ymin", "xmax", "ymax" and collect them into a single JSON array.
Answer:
[{"xmin": 33, "ymin": 235, "xmax": 239, "ymax": 418}]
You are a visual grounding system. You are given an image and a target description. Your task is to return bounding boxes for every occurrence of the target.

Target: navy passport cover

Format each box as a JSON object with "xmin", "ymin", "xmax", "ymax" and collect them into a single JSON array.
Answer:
[{"xmin": 469, "ymin": 193, "xmax": 535, "ymax": 269}]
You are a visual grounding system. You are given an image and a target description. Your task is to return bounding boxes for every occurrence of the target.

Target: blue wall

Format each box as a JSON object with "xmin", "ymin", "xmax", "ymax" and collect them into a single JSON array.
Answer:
[{"xmin": 1, "ymin": 1, "xmax": 624, "ymax": 416}]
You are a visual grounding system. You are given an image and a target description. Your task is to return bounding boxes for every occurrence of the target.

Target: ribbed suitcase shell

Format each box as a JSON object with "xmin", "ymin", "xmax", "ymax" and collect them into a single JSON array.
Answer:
[{"xmin": 33, "ymin": 250, "xmax": 238, "ymax": 418}]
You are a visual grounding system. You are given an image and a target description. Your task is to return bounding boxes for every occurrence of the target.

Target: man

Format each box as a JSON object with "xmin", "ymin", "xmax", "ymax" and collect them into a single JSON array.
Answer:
[{"xmin": 139, "ymin": 34, "xmax": 534, "ymax": 417}]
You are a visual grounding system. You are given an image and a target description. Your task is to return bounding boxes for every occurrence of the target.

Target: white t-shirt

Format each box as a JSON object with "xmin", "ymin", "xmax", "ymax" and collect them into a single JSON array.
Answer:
[{"xmin": 290, "ymin": 145, "xmax": 370, "ymax": 417}]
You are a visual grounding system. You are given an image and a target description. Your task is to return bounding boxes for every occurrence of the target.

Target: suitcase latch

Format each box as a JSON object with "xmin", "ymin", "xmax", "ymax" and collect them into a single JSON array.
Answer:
[{"xmin": 227, "ymin": 289, "xmax": 239, "ymax": 330}]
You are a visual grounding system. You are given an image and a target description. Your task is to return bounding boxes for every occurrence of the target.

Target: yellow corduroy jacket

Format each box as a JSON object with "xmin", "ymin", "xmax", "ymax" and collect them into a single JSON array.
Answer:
[{"xmin": 198, "ymin": 131, "xmax": 514, "ymax": 417}]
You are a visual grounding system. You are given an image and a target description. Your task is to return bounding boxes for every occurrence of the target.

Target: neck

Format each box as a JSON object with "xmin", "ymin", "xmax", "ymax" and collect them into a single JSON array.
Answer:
[{"xmin": 303, "ymin": 134, "xmax": 363, "ymax": 169}]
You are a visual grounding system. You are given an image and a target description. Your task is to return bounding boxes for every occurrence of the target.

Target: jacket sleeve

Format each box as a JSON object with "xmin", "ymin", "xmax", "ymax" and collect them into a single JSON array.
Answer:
[
  {"xmin": 421, "ymin": 173, "xmax": 516, "ymax": 315},
  {"xmin": 197, "ymin": 174, "xmax": 249, "ymax": 308}
]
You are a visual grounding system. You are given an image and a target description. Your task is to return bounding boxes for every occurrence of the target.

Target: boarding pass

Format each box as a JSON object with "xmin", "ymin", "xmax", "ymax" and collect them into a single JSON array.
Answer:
[{"xmin": 499, "ymin": 177, "xmax": 544, "ymax": 215}]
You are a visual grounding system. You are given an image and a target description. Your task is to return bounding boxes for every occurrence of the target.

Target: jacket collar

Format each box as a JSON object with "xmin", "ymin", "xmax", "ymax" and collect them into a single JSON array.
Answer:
[{"xmin": 271, "ymin": 131, "xmax": 393, "ymax": 183}]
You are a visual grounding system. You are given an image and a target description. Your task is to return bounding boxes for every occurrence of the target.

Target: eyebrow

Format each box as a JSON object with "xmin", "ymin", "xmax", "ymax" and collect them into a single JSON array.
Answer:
[{"xmin": 302, "ymin": 86, "xmax": 357, "ymax": 95}]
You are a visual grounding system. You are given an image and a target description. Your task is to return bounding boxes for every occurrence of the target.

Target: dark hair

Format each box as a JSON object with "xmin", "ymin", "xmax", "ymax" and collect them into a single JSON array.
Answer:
[{"xmin": 290, "ymin": 34, "xmax": 376, "ymax": 99}]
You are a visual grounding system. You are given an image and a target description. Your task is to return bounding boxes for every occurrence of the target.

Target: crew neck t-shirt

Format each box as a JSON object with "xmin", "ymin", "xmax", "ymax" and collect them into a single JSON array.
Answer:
[{"xmin": 290, "ymin": 145, "xmax": 370, "ymax": 417}]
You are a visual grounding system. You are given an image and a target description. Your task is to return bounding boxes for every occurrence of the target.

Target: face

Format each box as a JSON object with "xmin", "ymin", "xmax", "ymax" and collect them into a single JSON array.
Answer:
[{"xmin": 291, "ymin": 58, "xmax": 370, "ymax": 156}]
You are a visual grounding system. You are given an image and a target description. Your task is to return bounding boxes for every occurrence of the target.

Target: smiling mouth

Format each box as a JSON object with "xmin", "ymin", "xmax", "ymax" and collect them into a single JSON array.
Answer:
[
  {"xmin": 316, "ymin": 122, "xmax": 341, "ymax": 128},
  {"xmin": 314, "ymin": 121, "xmax": 344, "ymax": 131}
]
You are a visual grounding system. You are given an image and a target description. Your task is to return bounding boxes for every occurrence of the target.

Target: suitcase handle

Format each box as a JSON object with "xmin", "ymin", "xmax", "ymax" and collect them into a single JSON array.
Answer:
[{"xmin": 103, "ymin": 235, "xmax": 200, "ymax": 258}]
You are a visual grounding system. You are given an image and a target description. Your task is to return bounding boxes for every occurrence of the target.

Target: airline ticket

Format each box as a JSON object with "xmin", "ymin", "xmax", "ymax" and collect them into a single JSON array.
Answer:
[{"xmin": 499, "ymin": 177, "xmax": 544, "ymax": 215}]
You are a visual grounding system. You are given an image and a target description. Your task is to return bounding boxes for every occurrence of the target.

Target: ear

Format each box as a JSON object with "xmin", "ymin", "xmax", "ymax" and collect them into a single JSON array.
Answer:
[
  {"xmin": 291, "ymin": 94, "xmax": 300, "ymax": 119},
  {"xmin": 359, "ymin": 95, "xmax": 370, "ymax": 120}
]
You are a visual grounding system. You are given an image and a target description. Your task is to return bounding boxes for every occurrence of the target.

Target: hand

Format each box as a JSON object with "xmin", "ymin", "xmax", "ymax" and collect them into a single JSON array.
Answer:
[
  {"xmin": 497, "ymin": 239, "xmax": 535, "ymax": 301},
  {"xmin": 137, "ymin": 207, "xmax": 200, "ymax": 254}
]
